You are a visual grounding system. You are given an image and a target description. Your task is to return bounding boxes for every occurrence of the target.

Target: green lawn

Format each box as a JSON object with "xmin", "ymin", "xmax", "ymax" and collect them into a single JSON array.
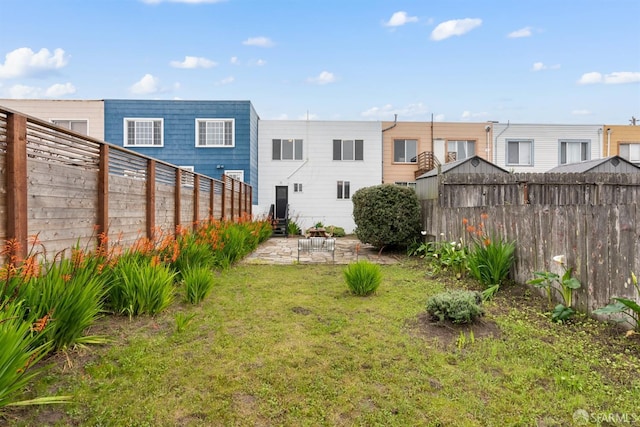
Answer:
[{"xmin": 4, "ymin": 261, "xmax": 640, "ymax": 426}]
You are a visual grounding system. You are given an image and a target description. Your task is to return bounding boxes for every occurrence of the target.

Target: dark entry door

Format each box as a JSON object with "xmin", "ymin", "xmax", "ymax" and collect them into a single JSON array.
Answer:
[{"xmin": 275, "ymin": 186, "xmax": 288, "ymax": 219}]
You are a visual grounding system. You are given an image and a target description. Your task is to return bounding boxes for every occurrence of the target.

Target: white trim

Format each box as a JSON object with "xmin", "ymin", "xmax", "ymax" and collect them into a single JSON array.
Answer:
[
  {"xmin": 50, "ymin": 118, "xmax": 90, "ymax": 135},
  {"xmin": 224, "ymin": 170, "xmax": 244, "ymax": 182},
  {"xmin": 179, "ymin": 165, "xmax": 195, "ymax": 172},
  {"xmin": 195, "ymin": 118, "xmax": 235, "ymax": 148},
  {"xmin": 123, "ymin": 118, "xmax": 164, "ymax": 147}
]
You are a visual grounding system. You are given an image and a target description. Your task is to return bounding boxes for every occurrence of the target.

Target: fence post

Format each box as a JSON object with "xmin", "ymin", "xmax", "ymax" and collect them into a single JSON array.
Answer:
[
  {"xmin": 231, "ymin": 178, "xmax": 236, "ymax": 221},
  {"xmin": 193, "ymin": 174, "xmax": 200, "ymax": 228},
  {"xmin": 175, "ymin": 168, "xmax": 182, "ymax": 234},
  {"xmin": 98, "ymin": 145, "xmax": 109, "ymax": 251},
  {"xmin": 248, "ymin": 184, "xmax": 253, "ymax": 217},
  {"xmin": 221, "ymin": 175, "xmax": 227, "ymax": 221},
  {"xmin": 146, "ymin": 159, "xmax": 156, "ymax": 240},
  {"xmin": 6, "ymin": 113, "xmax": 28, "ymax": 261},
  {"xmin": 209, "ymin": 178, "xmax": 214, "ymax": 220}
]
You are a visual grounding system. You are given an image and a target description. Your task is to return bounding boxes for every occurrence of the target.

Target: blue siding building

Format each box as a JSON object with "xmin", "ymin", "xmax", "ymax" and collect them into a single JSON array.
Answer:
[{"xmin": 104, "ymin": 99, "xmax": 259, "ymax": 202}]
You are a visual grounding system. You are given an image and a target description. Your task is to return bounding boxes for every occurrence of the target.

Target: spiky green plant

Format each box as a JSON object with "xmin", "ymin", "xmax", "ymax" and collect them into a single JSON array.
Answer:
[
  {"xmin": 343, "ymin": 261, "xmax": 382, "ymax": 296},
  {"xmin": 107, "ymin": 254, "xmax": 176, "ymax": 317},
  {"xmin": 183, "ymin": 267, "xmax": 216, "ymax": 304}
]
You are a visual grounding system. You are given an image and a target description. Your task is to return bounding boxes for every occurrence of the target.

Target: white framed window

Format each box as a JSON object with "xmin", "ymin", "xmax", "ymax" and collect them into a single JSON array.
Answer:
[
  {"xmin": 619, "ymin": 143, "xmax": 640, "ymax": 163},
  {"xmin": 559, "ymin": 140, "xmax": 590, "ymax": 164},
  {"xmin": 294, "ymin": 183, "xmax": 303, "ymax": 192},
  {"xmin": 272, "ymin": 139, "xmax": 303, "ymax": 160},
  {"xmin": 337, "ymin": 180, "xmax": 350, "ymax": 199},
  {"xmin": 51, "ymin": 119, "xmax": 88, "ymax": 135},
  {"xmin": 393, "ymin": 139, "xmax": 417, "ymax": 163},
  {"xmin": 506, "ymin": 139, "xmax": 533, "ymax": 166},
  {"xmin": 196, "ymin": 119, "xmax": 235, "ymax": 147},
  {"xmin": 447, "ymin": 140, "xmax": 475, "ymax": 161},
  {"xmin": 224, "ymin": 170, "xmax": 244, "ymax": 182},
  {"xmin": 179, "ymin": 166, "xmax": 195, "ymax": 172},
  {"xmin": 333, "ymin": 139, "xmax": 364, "ymax": 161},
  {"xmin": 124, "ymin": 118, "xmax": 163, "ymax": 147},
  {"xmin": 395, "ymin": 181, "xmax": 416, "ymax": 189}
]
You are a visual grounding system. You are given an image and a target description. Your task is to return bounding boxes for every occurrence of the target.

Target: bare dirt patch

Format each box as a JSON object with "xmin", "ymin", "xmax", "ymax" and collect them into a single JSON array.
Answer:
[{"xmin": 408, "ymin": 311, "xmax": 501, "ymax": 348}]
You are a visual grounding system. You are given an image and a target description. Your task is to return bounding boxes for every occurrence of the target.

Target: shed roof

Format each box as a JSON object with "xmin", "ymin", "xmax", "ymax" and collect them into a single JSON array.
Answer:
[
  {"xmin": 416, "ymin": 155, "xmax": 510, "ymax": 179},
  {"xmin": 546, "ymin": 156, "xmax": 640, "ymax": 173}
]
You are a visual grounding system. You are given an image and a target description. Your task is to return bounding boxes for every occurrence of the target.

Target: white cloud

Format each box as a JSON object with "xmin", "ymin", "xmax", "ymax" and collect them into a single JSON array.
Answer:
[
  {"xmin": 306, "ymin": 71, "xmax": 336, "ymax": 85},
  {"xmin": 461, "ymin": 110, "xmax": 489, "ymax": 120},
  {"xmin": 242, "ymin": 37, "xmax": 274, "ymax": 48},
  {"xmin": 431, "ymin": 18, "xmax": 482, "ymax": 41},
  {"xmin": 45, "ymin": 82, "xmax": 76, "ymax": 97},
  {"xmin": 508, "ymin": 27, "xmax": 532, "ymax": 38},
  {"xmin": 532, "ymin": 62, "xmax": 560, "ymax": 71},
  {"xmin": 130, "ymin": 74, "xmax": 161, "ymax": 94},
  {"xmin": 434, "ymin": 113, "xmax": 446, "ymax": 121},
  {"xmin": 571, "ymin": 109, "xmax": 591, "ymax": 116},
  {"xmin": 230, "ymin": 56, "xmax": 239, "ymax": 65},
  {"xmin": 0, "ymin": 47, "xmax": 69, "ymax": 79},
  {"xmin": 298, "ymin": 112, "xmax": 319, "ymax": 120},
  {"xmin": 252, "ymin": 59, "xmax": 267, "ymax": 66},
  {"xmin": 384, "ymin": 11, "xmax": 418, "ymax": 27},
  {"xmin": 7, "ymin": 84, "xmax": 42, "ymax": 98},
  {"xmin": 216, "ymin": 76, "xmax": 235, "ymax": 85},
  {"xmin": 170, "ymin": 56, "xmax": 217, "ymax": 69},
  {"xmin": 360, "ymin": 102, "xmax": 428, "ymax": 119},
  {"xmin": 578, "ymin": 71, "xmax": 640, "ymax": 85}
]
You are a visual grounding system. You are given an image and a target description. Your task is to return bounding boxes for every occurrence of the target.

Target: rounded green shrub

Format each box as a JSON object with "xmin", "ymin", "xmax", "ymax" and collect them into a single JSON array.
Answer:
[
  {"xmin": 426, "ymin": 290, "xmax": 484, "ymax": 324},
  {"xmin": 352, "ymin": 184, "xmax": 421, "ymax": 250},
  {"xmin": 343, "ymin": 260, "xmax": 382, "ymax": 296}
]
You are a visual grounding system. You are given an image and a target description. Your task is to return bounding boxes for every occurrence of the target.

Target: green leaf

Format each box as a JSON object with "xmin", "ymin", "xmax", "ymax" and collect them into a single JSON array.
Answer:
[
  {"xmin": 613, "ymin": 298, "xmax": 640, "ymax": 315},
  {"xmin": 563, "ymin": 277, "xmax": 581, "ymax": 290},
  {"xmin": 593, "ymin": 301, "xmax": 627, "ymax": 315}
]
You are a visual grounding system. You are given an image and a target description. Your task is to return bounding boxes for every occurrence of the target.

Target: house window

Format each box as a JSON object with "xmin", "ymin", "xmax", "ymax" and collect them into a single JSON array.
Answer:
[
  {"xmin": 619, "ymin": 143, "xmax": 640, "ymax": 163},
  {"xmin": 272, "ymin": 139, "xmax": 303, "ymax": 160},
  {"xmin": 179, "ymin": 166, "xmax": 194, "ymax": 172},
  {"xmin": 447, "ymin": 140, "xmax": 475, "ymax": 161},
  {"xmin": 506, "ymin": 139, "xmax": 533, "ymax": 166},
  {"xmin": 333, "ymin": 139, "xmax": 364, "ymax": 160},
  {"xmin": 337, "ymin": 180, "xmax": 350, "ymax": 199},
  {"xmin": 294, "ymin": 183, "xmax": 303, "ymax": 192},
  {"xmin": 224, "ymin": 170, "xmax": 244, "ymax": 182},
  {"xmin": 394, "ymin": 181, "xmax": 416, "ymax": 189},
  {"xmin": 559, "ymin": 140, "xmax": 590, "ymax": 164},
  {"xmin": 51, "ymin": 119, "xmax": 88, "ymax": 135},
  {"xmin": 124, "ymin": 118, "xmax": 163, "ymax": 147},
  {"xmin": 394, "ymin": 139, "xmax": 417, "ymax": 163},
  {"xmin": 196, "ymin": 119, "xmax": 234, "ymax": 147}
]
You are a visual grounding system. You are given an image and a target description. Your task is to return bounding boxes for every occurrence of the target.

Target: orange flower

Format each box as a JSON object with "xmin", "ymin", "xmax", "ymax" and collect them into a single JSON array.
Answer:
[
  {"xmin": 466, "ymin": 225, "xmax": 476, "ymax": 233},
  {"xmin": 484, "ymin": 238, "xmax": 491, "ymax": 247},
  {"xmin": 462, "ymin": 218, "xmax": 469, "ymax": 225},
  {"xmin": 480, "ymin": 213, "xmax": 489, "ymax": 220}
]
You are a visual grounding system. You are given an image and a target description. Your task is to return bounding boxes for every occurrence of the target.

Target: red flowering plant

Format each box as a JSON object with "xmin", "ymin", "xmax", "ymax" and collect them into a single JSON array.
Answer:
[{"xmin": 463, "ymin": 213, "xmax": 515, "ymax": 300}]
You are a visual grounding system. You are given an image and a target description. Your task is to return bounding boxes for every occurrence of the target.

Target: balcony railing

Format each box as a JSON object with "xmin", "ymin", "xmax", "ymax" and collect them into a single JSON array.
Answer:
[{"xmin": 414, "ymin": 151, "xmax": 441, "ymax": 179}]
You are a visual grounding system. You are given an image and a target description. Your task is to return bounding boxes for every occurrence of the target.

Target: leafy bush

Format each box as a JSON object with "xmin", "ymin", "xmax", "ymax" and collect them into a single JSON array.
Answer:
[
  {"xmin": 19, "ymin": 252, "xmax": 109, "ymax": 350},
  {"xmin": 431, "ymin": 240, "xmax": 468, "ymax": 279},
  {"xmin": 343, "ymin": 261, "xmax": 382, "ymax": 296},
  {"xmin": 326, "ymin": 225, "xmax": 346, "ymax": 237},
  {"xmin": 107, "ymin": 254, "xmax": 176, "ymax": 317},
  {"xmin": 594, "ymin": 272, "xmax": 640, "ymax": 331},
  {"xmin": 352, "ymin": 184, "xmax": 421, "ymax": 250},
  {"xmin": 426, "ymin": 290, "xmax": 484, "ymax": 324},
  {"xmin": 183, "ymin": 267, "xmax": 216, "ymax": 304},
  {"xmin": 527, "ymin": 256, "xmax": 581, "ymax": 322}
]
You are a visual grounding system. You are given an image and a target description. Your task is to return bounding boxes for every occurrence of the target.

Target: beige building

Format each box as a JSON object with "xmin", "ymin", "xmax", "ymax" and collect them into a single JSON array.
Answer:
[
  {"xmin": 0, "ymin": 99, "xmax": 104, "ymax": 141},
  {"xmin": 381, "ymin": 120, "xmax": 492, "ymax": 185},
  {"xmin": 603, "ymin": 124, "xmax": 640, "ymax": 164}
]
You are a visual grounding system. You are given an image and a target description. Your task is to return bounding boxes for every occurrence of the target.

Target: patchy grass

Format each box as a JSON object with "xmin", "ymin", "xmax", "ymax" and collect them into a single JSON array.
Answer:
[{"xmin": 3, "ymin": 261, "xmax": 640, "ymax": 426}]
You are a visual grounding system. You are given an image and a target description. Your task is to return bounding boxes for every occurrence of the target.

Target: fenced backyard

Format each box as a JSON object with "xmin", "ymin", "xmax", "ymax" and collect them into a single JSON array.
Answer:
[
  {"xmin": 420, "ymin": 172, "xmax": 640, "ymax": 314},
  {"xmin": 0, "ymin": 106, "xmax": 252, "ymax": 261}
]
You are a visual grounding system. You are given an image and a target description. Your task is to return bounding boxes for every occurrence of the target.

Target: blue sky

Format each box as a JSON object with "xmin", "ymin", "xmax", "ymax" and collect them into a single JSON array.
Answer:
[{"xmin": 1, "ymin": 0, "xmax": 638, "ymax": 124}]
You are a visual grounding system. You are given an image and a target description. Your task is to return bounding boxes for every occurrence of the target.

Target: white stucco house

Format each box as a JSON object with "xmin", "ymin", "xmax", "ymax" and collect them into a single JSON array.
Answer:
[
  {"xmin": 257, "ymin": 120, "xmax": 382, "ymax": 234},
  {"xmin": 493, "ymin": 123, "xmax": 604, "ymax": 172}
]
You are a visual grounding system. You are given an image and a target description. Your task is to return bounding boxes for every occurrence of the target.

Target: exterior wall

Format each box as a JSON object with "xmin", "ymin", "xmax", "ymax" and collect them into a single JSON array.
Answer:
[
  {"xmin": 103, "ymin": 99, "xmax": 259, "ymax": 202},
  {"xmin": 0, "ymin": 99, "xmax": 104, "ymax": 140},
  {"xmin": 257, "ymin": 120, "xmax": 382, "ymax": 233},
  {"xmin": 603, "ymin": 124, "xmax": 640, "ymax": 163},
  {"xmin": 493, "ymin": 123, "xmax": 603, "ymax": 173},
  {"xmin": 381, "ymin": 121, "xmax": 492, "ymax": 184}
]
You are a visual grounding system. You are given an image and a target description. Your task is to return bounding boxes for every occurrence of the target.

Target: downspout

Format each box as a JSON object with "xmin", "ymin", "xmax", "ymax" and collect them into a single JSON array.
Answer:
[
  {"xmin": 606, "ymin": 128, "xmax": 612, "ymax": 157},
  {"xmin": 381, "ymin": 114, "xmax": 398, "ymax": 184},
  {"xmin": 485, "ymin": 124, "xmax": 491, "ymax": 162},
  {"xmin": 598, "ymin": 128, "xmax": 603, "ymax": 158},
  {"xmin": 494, "ymin": 120, "xmax": 510, "ymax": 166}
]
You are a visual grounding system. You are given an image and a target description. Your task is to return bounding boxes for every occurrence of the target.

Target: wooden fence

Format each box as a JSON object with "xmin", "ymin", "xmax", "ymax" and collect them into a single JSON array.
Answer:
[
  {"xmin": 420, "ymin": 172, "xmax": 640, "ymax": 315},
  {"xmin": 0, "ymin": 107, "xmax": 252, "ymax": 261}
]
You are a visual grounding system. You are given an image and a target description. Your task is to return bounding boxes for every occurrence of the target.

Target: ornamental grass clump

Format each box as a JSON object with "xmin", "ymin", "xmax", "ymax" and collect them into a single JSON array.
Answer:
[
  {"xmin": 183, "ymin": 266, "xmax": 216, "ymax": 304},
  {"xmin": 426, "ymin": 290, "xmax": 484, "ymax": 324},
  {"xmin": 343, "ymin": 260, "xmax": 382, "ymax": 296},
  {"xmin": 106, "ymin": 253, "xmax": 176, "ymax": 317}
]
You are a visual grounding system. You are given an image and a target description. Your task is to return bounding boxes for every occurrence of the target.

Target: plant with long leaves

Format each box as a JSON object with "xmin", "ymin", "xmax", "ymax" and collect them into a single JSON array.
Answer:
[{"xmin": 594, "ymin": 272, "xmax": 640, "ymax": 332}]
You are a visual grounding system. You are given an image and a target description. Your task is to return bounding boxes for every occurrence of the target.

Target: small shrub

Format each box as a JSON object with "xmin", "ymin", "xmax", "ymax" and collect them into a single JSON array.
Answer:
[
  {"xmin": 352, "ymin": 184, "xmax": 421, "ymax": 250},
  {"xmin": 594, "ymin": 272, "xmax": 640, "ymax": 331},
  {"xmin": 426, "ymin": 290, "xmax": 484, "ymax": 324},
  {"xmin": 326, "ymin": 225, "xmax": 346, "ymax": 237},
  {"xmin": 343, "ymin": 261, "xmax": 382, "ymax": 296},
  {"xmin": 107, "ymin": 254, "xmax": 176, "ymax": 317},
  {"xmin": 287, "ymin": 220, "xmax": 301, "ymax": 236},
  {"xmin": 183, "ymin": 266, "xmax": 215, "ymax": 304},
  {"xmin": 467, "ymin": 235, "xmax": 515, "ymax": 299},
  {"xmin": 431, "ymin": 239, "xmax": 468, "ymax": 279}
]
